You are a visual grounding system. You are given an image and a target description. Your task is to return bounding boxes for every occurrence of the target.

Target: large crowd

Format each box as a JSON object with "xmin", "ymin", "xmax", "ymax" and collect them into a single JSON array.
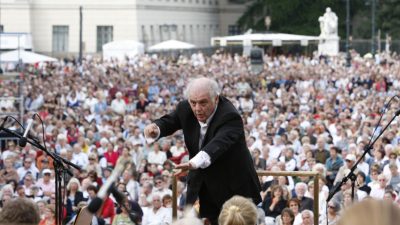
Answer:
[{"xmin": 1, "ymin": 49, "xmax": 400, "ymax": 225}]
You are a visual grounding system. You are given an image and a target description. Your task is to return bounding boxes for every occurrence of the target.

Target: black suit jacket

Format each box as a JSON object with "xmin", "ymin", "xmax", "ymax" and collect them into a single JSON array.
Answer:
[
  {"xmin": 154, "ymin": 96, "xmax": 261, "ymax": 211},
  {"xmin": 67, "ymin": 191, "xmax": 85, "ymax": 206}
]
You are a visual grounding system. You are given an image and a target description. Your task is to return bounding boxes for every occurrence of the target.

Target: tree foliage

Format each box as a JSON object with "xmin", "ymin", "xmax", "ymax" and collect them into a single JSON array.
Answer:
[
  {"xmin": 378, "ymin": 0, "xmax": 400, "ymax": 38},
  {"xmin": 237, "ymin": 0, "xmax": 400, "ymax": 39}
]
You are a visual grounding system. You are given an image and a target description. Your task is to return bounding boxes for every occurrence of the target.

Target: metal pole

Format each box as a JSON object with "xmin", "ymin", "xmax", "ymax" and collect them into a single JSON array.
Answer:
[
  {"xmin": 345, "ymin": 0, "xmax": 351, "ymax": 67},
  {"xmin": 371, "ymin": 0, "xmax": 376, "ymax": 54},
  {"xmin": 172, "ymin": 176, "xmax": 178, "ymax": 220},
  {"xmin": 79, "ymin": 6, "xmax": 83, "ymax": 65}
]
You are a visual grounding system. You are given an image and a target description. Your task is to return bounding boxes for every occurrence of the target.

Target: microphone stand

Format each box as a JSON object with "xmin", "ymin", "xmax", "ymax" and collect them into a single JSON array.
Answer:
[
  {"xmin": 327, "ymin": 109, "xmax": 400, "ymax": 203},
  {"xmin": 0, "ymin": 122, "xmax": 80, "ymax": 225}
]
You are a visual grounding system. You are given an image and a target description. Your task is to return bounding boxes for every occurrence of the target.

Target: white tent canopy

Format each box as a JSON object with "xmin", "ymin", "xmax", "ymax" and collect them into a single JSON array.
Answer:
[
  {"xmin": 0, "ymin": 49, "xmax": 57, "ymax": 63},
  {"xmin": 211, "ymin": 33, "xmax": 320, "ymax": 47},
  {"xmin": 102, "ymin": 40, "xmax": 145, "ymax": 60},
  {"xmin": 148, "ymin": 39, "xmax": 196, "ymax": 51}
]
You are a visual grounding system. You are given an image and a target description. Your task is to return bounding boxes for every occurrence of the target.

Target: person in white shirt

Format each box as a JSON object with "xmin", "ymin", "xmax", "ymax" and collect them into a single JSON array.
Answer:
[
  {"xmin": 147, "ymin": 142, "xmax": 167, "ymax": 166},
  {"xmin": 370, "ymin": 174, "xmax": 388, "ymax": 199},
  {"xmin": 71, "ymin": 143, "xmax": 89, "ymax": 169},
  {"xmin": 142, "ymin": 194, "xmax": 172, "ymax": 225},
  {"xmin": 152, "ymin": 176, "xmax": 172, "ymax": 200},
  {"xmin": 170, "ymin": 139, "xmax": 185, "ymax": 158},
  {"xmin": 35, "ymin": 169, "xmax": 55, "ymax": 197},
  {"xmin": 17, "ymin": 158, "xmax": 39, "ymax": 182},
  {"xmin": 111, "ymin": 92, "xmax": 126, "ymax": 115}
]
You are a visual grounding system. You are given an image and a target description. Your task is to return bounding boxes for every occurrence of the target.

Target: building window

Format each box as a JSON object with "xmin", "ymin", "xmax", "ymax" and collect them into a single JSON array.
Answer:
[
  {"xmin": 97, "ymin": 26, "xmax": 113, "ymax": 52},
  {"xmin": 150, "ymin": 25, "xmax": 155, "ymax": 45},
  {"xmin": 228, "ymin": 25, "xmax": 241, "ymax": 35},
  {"xmin": 141, "ymin": 25, "xmax": 147, "ymax": 45},
  {"xmin": 52, "ymin": 25, "xmax": 69, "ymax": 53},
  {"xmin": 181, "ymin": 25, "xmax": 186, "ymax": 41}
]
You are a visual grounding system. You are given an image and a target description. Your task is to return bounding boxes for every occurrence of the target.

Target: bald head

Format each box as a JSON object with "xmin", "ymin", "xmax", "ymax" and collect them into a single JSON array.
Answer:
[{"xmin": 185, "ymin": 77, "xmax": 220, "ymax": 100}]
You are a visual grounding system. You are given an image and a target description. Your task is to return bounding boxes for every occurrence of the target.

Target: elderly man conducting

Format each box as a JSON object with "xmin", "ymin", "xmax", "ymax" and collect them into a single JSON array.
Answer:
[{"xmin": 144, "ymin": 77, "xmax": 261, "ymax": 224}]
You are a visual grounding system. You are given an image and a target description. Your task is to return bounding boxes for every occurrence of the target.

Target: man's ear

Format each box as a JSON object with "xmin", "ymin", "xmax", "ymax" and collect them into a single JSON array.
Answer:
[{"xmin": 215, "ymin": 95, "xmax": 219, "ymax": 104}]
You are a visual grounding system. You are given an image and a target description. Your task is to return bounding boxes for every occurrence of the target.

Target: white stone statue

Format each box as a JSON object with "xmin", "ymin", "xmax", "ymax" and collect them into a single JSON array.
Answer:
[{"xmin": 319, "ymin": 7, "xmax": 338, "ymax": 37}]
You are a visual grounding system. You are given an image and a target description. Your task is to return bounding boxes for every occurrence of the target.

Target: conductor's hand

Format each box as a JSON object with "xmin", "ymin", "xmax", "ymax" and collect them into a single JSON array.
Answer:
[
  {"xmin": 144, "ymin": 123, "xmax": 159, "ymax": 140},
  {"xmin": 174, "ymin": 162, "xmax": 195, "ymax": 177}
]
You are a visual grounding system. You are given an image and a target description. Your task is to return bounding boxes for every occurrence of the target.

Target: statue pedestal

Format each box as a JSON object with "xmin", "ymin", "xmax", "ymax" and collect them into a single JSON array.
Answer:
[{"xmin": 318, "ymin": 36, "xmax": 339, "ymax": 56}]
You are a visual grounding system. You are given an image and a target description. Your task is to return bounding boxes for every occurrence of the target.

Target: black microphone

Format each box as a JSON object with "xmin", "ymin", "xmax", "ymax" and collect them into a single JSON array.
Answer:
[
  {"xmin": 87, "ymin": 197, "xmax": 103, "ymax": 214},
  {"xmin": 19, "ymin": 117, "xmax": 34, "ymax": 147},
  {"xmin": 110, "ymin": 184, "xmax": 140, "ymax": 225},
  {"xmin": 110, "ymin": 183, "xmax": 126, "ymax": 205},
  {"xmin": 87, "ymin": 159, "xmax": 130, "ymax": 213}
]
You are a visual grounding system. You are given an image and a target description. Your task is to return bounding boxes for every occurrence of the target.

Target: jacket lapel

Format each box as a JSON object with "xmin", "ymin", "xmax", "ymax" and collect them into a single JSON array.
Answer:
[
  {"xmin": 200, "ymin": 98, "xmax": 222, "ymax": 148},
  {"xmin": 192, "ymin": 122, "xmax": 201, "ymax": 153}
]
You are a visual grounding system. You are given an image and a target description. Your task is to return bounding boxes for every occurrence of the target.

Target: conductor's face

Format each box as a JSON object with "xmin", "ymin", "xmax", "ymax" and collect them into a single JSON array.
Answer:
[{"xmin": 189, "ymin": 89, "xmax": 218, "ymax": 123}]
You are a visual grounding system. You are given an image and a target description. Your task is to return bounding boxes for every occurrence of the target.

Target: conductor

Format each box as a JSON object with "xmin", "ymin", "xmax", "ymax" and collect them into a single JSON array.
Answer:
[{"xmin": 144, "ymin": 77, "xmax": 261, "ymax": 224}]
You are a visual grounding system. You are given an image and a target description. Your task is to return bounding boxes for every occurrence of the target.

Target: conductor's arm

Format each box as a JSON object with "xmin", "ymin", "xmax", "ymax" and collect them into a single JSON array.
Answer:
[
  {"xmin": 174, "ymin": 112, "xmax": 243, "ymax": 175},
  {"xmin": 143, "ymin": 103, "xmax": 182, "ymax": 143}
]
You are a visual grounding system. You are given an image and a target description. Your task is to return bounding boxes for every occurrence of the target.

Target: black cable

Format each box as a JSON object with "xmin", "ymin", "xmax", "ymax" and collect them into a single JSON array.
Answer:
[
  {"xmin": 33, "ymin": 113, "xmax": 71, "ymax": 225},
  {"xmin": 366, "ymin": 95, "xmax": 396, "ymax": 150},
  {"xmin": 7, "ymin": 115, "xmax": 25, "ymax": 130},
  {"xmin": 32, "ymin": 113, "xmax": 47, "ymax": 152}
]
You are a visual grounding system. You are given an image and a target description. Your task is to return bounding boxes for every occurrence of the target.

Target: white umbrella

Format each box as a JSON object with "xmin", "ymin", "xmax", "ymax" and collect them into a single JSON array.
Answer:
[
  {"xmin": 103, "ymin": 40, "xmax": 145, "ymax": 60},
  {"xmin": 0, "ymin": 49, "xmax": 57, "ymax": 64},
  {"xmin": 148, "ymin": 39, "xmax": 196, "ymax": 51}
]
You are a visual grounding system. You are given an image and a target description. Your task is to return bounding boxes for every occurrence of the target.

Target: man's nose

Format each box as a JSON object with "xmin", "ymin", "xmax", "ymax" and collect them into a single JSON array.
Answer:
[{"xmin": 194, "ymin": 104, "xmax": 201, "ymax": 111}]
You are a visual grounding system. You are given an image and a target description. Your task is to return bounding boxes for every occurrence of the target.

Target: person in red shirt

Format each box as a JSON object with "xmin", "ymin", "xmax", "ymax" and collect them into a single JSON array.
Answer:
[
  {"xmin": 100, "ymin": 196, "xmax": 116, "ymax": 224},
  {"xmin": 87, "ymin": 185, "xmax": 116, "ymax": 224},
  {"xmin": 103, "ymin": 143, "xmax": 119, "ymax": 168}
]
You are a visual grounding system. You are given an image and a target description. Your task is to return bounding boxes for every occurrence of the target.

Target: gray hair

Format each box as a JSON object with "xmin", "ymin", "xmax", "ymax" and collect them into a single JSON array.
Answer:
[
  {"xmin": 295, "ymin": 182, "xmax": 308, "ymax": 190},
  {"xmin": 184, "ymin": 77, "xmax": 220, "ymax": 100},
  {"xmin": 301, "ymin": 209, "xmax": 314, "ymax": 218}
]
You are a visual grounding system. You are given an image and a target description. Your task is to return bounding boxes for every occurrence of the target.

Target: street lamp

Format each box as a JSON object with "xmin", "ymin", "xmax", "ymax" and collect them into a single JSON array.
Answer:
[
  {"xmin": 264, "ymin": 16, "xmax": 271, "ymax": 32},
  {"xmin": 345, "ymin": 0, "xmax": 351, "ymax": 67},
  {"xmin": 366, "ymin": 0, "xmax": 377, "ymax": 54},
  {"xmin": 371, "ymin": 0, "xmax": 376, "ymax": 54}
]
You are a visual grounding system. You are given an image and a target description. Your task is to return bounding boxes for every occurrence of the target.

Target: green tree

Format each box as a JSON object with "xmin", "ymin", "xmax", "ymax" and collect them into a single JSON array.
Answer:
[
  {"xmin": 378, "ymin": 0, "xmax": 400, "ymax": 38},
  {"xmin": 237, "ymin": 0, "xmax": 365, "ymax": 38}
]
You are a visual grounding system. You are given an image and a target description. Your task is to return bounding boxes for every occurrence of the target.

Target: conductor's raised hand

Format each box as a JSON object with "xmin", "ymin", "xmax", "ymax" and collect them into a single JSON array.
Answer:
[{"xmin": 144, "ymin": 123, "xmax": 159, "ymax": 140}]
